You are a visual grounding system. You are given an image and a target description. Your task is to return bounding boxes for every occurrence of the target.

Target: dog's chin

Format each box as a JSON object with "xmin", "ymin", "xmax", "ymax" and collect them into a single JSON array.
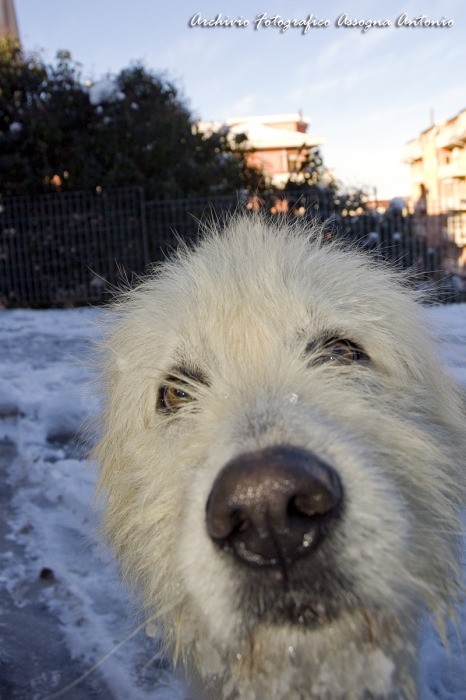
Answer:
[
  {"xmin": 233, "ymin": 550, "xmax": 360, "ymax": 631},
  {"xmin": 246, "ymin": 595, "xmax": 344, "ymax": 630}
]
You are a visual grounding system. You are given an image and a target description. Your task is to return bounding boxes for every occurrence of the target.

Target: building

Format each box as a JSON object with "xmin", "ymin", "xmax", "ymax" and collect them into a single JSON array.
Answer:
[
  {"xmin": 404, "ymin": 108, "xmax": 466, "ymax": 255},
  {"xmin": 197, "ymin": 113, "xmax": 326, "ymax": 188},
  {"xmin": 0, "ymin": 0, "xmax": 19, "ymax": 40}
]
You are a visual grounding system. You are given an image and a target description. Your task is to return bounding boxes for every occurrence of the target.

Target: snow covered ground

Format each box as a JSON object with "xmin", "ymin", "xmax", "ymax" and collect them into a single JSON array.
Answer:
[{"xmin": 0, "ymin": 305, "xmax": 465, "ymax": 700}]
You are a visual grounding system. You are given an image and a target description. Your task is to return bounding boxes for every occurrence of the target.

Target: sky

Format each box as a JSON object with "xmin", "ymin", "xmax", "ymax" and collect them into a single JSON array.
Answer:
[{"xmin": 14, "ymin": 0, "xmax": 466, "ymax": 200}]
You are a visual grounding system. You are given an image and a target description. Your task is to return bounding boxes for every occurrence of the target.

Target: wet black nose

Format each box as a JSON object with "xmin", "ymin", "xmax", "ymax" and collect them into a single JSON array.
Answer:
[{"xmin": 206, "ymin": 445, "xmax": 343, "ymax": 568}]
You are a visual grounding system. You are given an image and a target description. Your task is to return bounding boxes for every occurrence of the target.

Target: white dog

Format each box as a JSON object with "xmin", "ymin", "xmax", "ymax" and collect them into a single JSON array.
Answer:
[{"xmin": 94, "ymin": 215, "xmax": 465, "ymax": 699}]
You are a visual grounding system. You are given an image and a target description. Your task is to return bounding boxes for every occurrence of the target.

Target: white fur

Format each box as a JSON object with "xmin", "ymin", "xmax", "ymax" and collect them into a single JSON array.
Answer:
[{"xmin": 94, "ymin": 216, "xmax": 466, "ymax": 699}]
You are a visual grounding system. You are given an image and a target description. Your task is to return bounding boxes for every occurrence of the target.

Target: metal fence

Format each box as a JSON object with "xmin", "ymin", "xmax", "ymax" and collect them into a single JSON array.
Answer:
[
  {"xmin": 0, "ymin": 186, "xmax": 463, "ymax": 307},
  {"xmin": 0, "ymin": 187, "xmax": 149, "ymax": 306},
  {"xmin": 144, "ymin": 194, "xmax": 239, "ymax": 261}
]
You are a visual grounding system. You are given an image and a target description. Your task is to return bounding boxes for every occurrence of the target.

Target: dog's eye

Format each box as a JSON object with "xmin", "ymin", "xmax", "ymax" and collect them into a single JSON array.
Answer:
[
  {"xmin": 157, "ymin": 384, "xmax": 195, "ymax": 413},
  {"xmin": 313, "ymin": 338, "xmax": 368, "ymax": 365}
]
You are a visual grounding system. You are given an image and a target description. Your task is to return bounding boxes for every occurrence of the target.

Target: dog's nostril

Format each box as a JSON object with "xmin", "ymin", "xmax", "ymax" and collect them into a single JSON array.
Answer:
[
  {"xmin": 206, "ymin": 445, "xmax": 343, "ymax": 568},
  {"xmin": 235, "ymin": 514, "xmax": 251, "ymax": 534},
  {"xmin": 210, "ymin": 509, "xmax": 250, "ymax": 540},
  {"xmin": 292, "ymin": 487, "xmax": 338, "ymax": 517}
]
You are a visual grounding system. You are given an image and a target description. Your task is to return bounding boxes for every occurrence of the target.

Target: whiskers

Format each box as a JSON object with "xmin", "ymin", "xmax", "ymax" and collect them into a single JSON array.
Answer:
[{"xmin": 40, "ymin": 597, "xmax": 183, "ymax": 700}]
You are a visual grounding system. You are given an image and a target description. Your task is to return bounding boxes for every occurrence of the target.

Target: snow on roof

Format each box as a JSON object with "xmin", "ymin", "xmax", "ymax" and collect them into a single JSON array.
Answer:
[
  {"xmin": 228, "ymin": 121, "xmax": 325, "ymax": 149},
  {"xmin": 197, "ymin": 115, "xmax": 325, "ymax": 150},
  {"xmin": 225, "ymin": 113, "xmax": 311, "ymax": 126}
]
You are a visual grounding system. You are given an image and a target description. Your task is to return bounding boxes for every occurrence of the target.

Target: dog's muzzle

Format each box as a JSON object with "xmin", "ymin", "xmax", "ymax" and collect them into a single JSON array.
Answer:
[{"xmin": 206, "ymin": 445, "xmax": 343, "ymax": 569}]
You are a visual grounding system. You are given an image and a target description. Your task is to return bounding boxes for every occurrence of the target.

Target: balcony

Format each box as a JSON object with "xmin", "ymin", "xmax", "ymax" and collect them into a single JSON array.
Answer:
[
  {"xmin": 438, "ymin": 163, "xmax": 466, "ymax": 179},
  {"xmin": 435, "ymin": 112, "xmax": 466, "ymax": 149},
  {"xmin": 403, "ymin": 140, "xmax": 423, "ymax": 163},
  {"xmin": 439, "ymin": 196, "xmax": 466, "ymax": 212}
]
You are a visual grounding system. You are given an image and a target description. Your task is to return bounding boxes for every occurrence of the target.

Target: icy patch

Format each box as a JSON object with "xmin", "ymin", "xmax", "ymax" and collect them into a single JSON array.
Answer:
[{"xmin": 0, "ymin": 309, "xmax": 184, "ymax": 699}]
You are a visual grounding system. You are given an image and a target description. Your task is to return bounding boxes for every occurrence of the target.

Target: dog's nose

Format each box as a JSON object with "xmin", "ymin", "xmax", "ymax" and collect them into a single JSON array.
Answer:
[{"xmin": 206, "ymin": 445, "xmax": 343, "ymax": 568}]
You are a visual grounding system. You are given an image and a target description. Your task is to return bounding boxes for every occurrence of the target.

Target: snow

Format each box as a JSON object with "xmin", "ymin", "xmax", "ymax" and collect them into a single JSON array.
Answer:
[
  {"xmin": 88, "ymin": 79, "xmax": 125, "ymax": 106},
  {"xmin": 0, "ymin": 309, "xmax": 183, "ymax": 700},
  {"xmin": 0, "ymin": 305, "xmax": 465, "ymax": 698}
]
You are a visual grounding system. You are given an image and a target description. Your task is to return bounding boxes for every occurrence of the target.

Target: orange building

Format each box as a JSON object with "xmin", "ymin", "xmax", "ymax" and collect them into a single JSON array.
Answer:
[{"xmin": 197, "ymin": 113, "xmax": 326, "ymax": 188}]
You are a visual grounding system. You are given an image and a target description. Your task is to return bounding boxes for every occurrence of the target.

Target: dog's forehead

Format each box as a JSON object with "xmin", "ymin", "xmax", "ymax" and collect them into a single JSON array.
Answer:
[
  {"xmin": 124, "ymin": 222, "xmax": 441, "ymax": 386},
  {"xmin": 142, "ymin": 232, "xmax": 442, "ymax": 389},
  {"xmin": 168, "ymin": 245, "xmax": 391, "ymax": 351}
]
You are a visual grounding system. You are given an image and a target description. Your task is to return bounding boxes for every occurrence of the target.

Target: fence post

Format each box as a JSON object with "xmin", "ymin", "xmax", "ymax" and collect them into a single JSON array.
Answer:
[{"xmin": 139, "ymin": 187, "xmax": 150, "ymax": 268}]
